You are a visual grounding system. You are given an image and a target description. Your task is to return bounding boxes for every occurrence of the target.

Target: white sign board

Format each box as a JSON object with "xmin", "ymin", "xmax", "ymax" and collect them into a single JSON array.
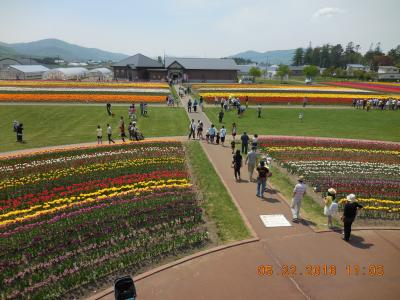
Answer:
[{"xmin": 260, "ymin": 214, "xmax": 292, "ymax": 227}]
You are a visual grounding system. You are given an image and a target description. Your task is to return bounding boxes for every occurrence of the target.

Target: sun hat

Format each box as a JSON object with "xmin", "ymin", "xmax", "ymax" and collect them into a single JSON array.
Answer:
[
  {"xmin": 298, "ymin": 176, "xmax": 305, "ymax": 182},
  {"xmin": 346, "ymin": 194, "xmax": 356, "ymax": 202},
  {"xmin": 328, "ymin": 188, "xmax": 337, "ymax": 195}
]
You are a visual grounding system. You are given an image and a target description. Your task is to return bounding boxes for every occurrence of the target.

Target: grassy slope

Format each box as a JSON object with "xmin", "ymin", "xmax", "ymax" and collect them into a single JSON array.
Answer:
[
  {"xmin": 205, "ymin": 107, "xmax": 400, "ymax": 142},
  {"xmin": 185, "ymin": 141, "xmax": 250, "ymax": 242},
  {"xmin": 0, "ymin": 105, "xmax": 189, "ymax": 152}
]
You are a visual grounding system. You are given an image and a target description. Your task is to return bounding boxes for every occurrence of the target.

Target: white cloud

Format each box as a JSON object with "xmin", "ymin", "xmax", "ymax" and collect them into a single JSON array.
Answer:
[{"xmin": 313, "ymin": 7, "xmax": 344, "ymax": 18}]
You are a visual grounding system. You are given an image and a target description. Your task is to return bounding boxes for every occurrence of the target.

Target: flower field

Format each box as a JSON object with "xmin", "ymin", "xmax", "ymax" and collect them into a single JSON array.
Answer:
[
  {"xmin": 193, "ymin": 83, "xmax": 400, "ymax": 104},
  {"xmin": 324, "ymin": 82, "xmax": 400, "ymax": 93},
  {"xmin": 0, "ymin": 142, "xmax": 208, "ymax": 299},
  {"xmin": 259, "ymin": 136, "xmax": 400, "ymax": 220},
  {"xmin": 0, "ymin": 80, "xmax": 170, "ymax": 103}
]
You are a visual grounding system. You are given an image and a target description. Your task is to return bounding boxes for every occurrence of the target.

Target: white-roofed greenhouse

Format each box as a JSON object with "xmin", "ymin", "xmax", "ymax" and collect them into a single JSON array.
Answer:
[
  {"xmin": 42, "ymin": 67, "xmax": 89, "ymax": 80},
  {"xmin": 88, "ymin": 68, "xmax": 113, "ymax": 81}
]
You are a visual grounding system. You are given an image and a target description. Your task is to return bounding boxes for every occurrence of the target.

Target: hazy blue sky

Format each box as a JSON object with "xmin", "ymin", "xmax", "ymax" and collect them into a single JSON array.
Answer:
[{"xmin": 1, "ymin": 0, "xmax": 399, "ymax": 57}]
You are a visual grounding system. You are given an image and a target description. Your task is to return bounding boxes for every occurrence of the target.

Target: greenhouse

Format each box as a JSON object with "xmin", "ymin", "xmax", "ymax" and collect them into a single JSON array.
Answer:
[
  {"xmin": 88, "ymin": 67, "xmax": 113, "ymax": 81},
  {"xmin": 42, "ymin": 67, "xmax": 89, "ymax": 80}
]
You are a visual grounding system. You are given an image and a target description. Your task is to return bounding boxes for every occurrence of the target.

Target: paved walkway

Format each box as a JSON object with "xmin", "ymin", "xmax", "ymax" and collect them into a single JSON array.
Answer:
[{"xmin": 86, "ymin": 86, "xmax": 400, "ymax": 300}]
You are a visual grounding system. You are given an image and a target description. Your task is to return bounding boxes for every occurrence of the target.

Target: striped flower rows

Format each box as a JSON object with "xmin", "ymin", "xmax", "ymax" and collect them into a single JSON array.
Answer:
[
  {"xmin": 0, "ymin": 142, "xmax": 207, "ymax": 299},
  {"xmin": 259, "ymin": 136, "xmax": 400, "ymax": 220},
  {"xmin": 0, "ymin": 81, "xmax": 170, "ymax": 103},
  {"xmin": 193, "ymin": 83, "xmax": 400, "ymax": 105}
]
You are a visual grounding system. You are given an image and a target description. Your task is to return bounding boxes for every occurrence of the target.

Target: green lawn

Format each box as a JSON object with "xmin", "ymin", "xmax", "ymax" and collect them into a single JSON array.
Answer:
[
  {"xmin": 0, "ymin": 105, "xmax": 189, "ymax": 152},
  {"xmin": 205, "ymin": 107, "xmax": 400, "ymax": 142},
  {"xmin": 185, "ymin": 141, "xmax": 250, "ymax": 242}
]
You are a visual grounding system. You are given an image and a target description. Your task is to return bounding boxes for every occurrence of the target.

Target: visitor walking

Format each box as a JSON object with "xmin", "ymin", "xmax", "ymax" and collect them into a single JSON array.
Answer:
[
  {"xmin": 119, "ymin": 116, "xmax": 126, "ymax": 142},
  {"xmin": 193, "ymin": 99, "xmax": 198, "ymax": 112},
  {"xmin": 107, "ymin": 124, "xmax": 115, "ymax": 144},
  {"xmin": 245, "ymin": 147, "xmax": 258, "ymax": 181},
  {"xmin": 209, "ymin": 124, "xmax": 216, "ymax": 143},
  {"xmin": 299, "ymin": 112, "xmax": 304, "ymax": 122},
  {"xmin": 218, "ymin": 110, "xmax": 224, "ymax": 123},
  {"xmin": 199, "ymin": 96, "xmax": 204, "ymax": 111},
  {"xmin": 291, "ymin": 176, "xmax": 306, "ymax": 222},
  {"xmin": 106, "ymin": 103, "xmax": 112, "ymax": 116},
  {"xmin": 303, "ymin": 97, "xmax": 308, "ymax": 108},
  {"xmin": 220, "ymin": 126, "xmax": 226, "ymax": 146},
  {"xmin": 188, "ymin": 99, "xmax": 192, "ymax": 113},
  {"xmin": 324, "ymin": 188, "xmax": 337, "ymax": 229},
  {"xmin": 96, "ymin": 125, "xmax": 103, "ymax": 144},
  {"xmin": 341, "ymin": 194, "xmax": 363, "ymax": 242},
  {"xmin": 257, "ymin": 104, "xmax": 261, "ymax": 118},
  {"xmin": 188, "ymin": 119, "xmax": 196, "ymax": 140},
  {"xmin": 232, "ymin": 123, "xmax": 237, "ymax": 141},
  {"xmin": 16, "ymin": 123, "xmax": 24, "ymax": 142},
  {"xmin": 252, "ymin": 134, "xmax": 258, "ymax": 150},
  {"xmin": 256, "ymin": 161, "xmax": 269, "ymax": 198},
  {"xmin": 197, "ymin": 120, "xmax": 203, "ymax": 140},
  {"xmin": 231, "ymin": 140, "xmax": 236, "ymax": 154},
  {"xmin": 240, "ymin": 132, "xmax": 249, "ymax": 154},
  {"xmin": 232, "ymin": 149, "xmax": 242, "ymax": 181}
]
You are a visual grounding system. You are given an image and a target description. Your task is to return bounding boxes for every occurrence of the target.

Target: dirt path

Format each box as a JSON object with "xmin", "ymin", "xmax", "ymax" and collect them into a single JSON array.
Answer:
[{"xmin": 85, "ymin": 86, "xmax": 400, "ymax": 300}]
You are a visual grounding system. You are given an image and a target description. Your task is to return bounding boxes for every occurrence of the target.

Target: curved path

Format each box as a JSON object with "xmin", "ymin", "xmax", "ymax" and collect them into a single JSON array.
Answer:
[{"xmin": 83, "ymin": 86, "xmax": 400, "ymax": 300}]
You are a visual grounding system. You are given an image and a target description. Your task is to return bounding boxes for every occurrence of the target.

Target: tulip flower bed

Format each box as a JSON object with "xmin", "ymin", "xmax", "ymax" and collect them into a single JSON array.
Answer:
[
  {"xmin": 193, "ymin": 83, "xmax": 400, "ymax": 104},
  {"xmin": 0, "ymin": 80, "xmax": 169, "ymax": 89},
  {"xmin": 259, "ymin": 136, "xmax": 400, "ymax": 220},
  {"xmin": 0, "ymin": 81, "xmax": 170, "ymax": 103},
  {"xmin": 324, "ymin": 81, "xmax": 400, "ymax": 93},
  {"xmin": 0, "ymin": 141, "xmax": 208, "ymax": 299}
]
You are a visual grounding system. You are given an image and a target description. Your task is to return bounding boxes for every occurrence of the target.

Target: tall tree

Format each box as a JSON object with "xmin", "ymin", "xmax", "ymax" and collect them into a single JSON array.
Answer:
[
  {"xmin": 303, "ymin": 42, "xmax": 313, "ymax": 65},
  {"xmin": 330, "ymin": 44, "xmax": 344, "ymax": 68},
  {"xmin": 320, "ymin": 44, "xmax": 331, "ymax": 68},
  {"xmin": 311, "ymin": 47, "xmax": 321, "ymax": 66},
  {"xmin": 292, "ymin": 48, "xmax": 304, "ymax": 66}
]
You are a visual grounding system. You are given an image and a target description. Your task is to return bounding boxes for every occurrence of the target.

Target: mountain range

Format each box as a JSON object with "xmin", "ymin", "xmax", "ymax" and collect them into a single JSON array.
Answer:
[
  {"xmin": 0, "ymin": 39, "xmax": 129, "ymax": 62},
  {"xmin": 0, "ymin": 38, "xmax": 295, "ymax": 65},
  {"xmin": 230, "ymin": 49, "xmax": 295, "ymax": 65}
]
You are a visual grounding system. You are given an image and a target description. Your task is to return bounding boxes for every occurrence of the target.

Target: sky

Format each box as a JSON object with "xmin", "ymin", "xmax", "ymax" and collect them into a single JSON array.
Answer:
[{"xmin": 0, "ymin": 0, "xmax": 399, "ymax": 57}]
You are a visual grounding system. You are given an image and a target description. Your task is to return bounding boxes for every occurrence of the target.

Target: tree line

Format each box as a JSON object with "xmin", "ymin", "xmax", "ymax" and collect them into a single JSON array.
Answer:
[{"xmin": 292, "ymin": 42, "xmax": 400, "ymax": 71}]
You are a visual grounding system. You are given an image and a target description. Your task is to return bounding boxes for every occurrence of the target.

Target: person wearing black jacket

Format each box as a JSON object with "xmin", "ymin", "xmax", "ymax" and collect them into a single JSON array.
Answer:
[
  {"xmin": 341, "ymin": 194, "xmax": 363, "ymax": 241},
  {"xmin": 16, "ymin": 123, "xmax": 23, "ymax": 142},
  {"xmin": 232, "ymin": 150, "xmax": 242, "ymax": 181}
]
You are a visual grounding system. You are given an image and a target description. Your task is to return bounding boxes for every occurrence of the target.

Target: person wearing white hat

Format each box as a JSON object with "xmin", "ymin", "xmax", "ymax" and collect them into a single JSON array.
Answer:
[
  {"xmin": 341, "ymin": 194, "xmax": 363, "ymax": 241},
  {"xmin": 291, "ymin": 176, "xmax": 306, "ymax": 222},
  {"xmin": 324, "ymin": 188, "xmax": 337, "ymax": 229}
]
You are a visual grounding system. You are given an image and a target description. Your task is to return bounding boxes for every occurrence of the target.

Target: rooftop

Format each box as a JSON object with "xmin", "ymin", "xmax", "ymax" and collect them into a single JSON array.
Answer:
[
  {"xmin": 165, "ymin": 57, "xmax": 239, "ymax": 70},
  {"xmin": 112, "ymin": 53, "xmax": 163, "ymax": 68},
  {"xmin": 9, "ymin": 65, "xmax": 49, "ymax": 72}
]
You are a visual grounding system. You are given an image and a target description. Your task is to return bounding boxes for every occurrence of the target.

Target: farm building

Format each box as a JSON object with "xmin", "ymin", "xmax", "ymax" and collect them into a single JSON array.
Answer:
[
  {"xmin": 112, "ymin": 53, "xmax": 165, "ymax": 81},
  {"xmin": 112, "ymin": 54, "xmax": 239, "ymax": 82},
  {"xmin": 0, "ymin": 64, "xmax": 49, "ymax": 80},
  {"xmin": 377, "ymin": 66, "xmax": 400, "ymax": 81},
  {"xmin": 164, "ymin": 57, "xmax": 238, "ymax": 82},
  {"xmin": 42, "ymin": 67, "xmax": 89, "ymax": 80},
  {"xmin": 88, "ymin": 68, "xmax": 113, "ymax": 81}
]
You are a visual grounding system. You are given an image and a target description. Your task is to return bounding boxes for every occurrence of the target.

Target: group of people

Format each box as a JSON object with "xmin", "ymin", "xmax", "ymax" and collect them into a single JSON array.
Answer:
[
  {"xmin": 231, "ymin": 147, "xmax": 272, "ymax": 198},
  {"xmin": 187, "ymin": 96, "xmax": 204, "ymax": 112},
  {"xmin": 96, "ymin": 124, "xmax": 115, "ymax": 144},
  {"xmin": 352, "ymin": 98, "xmax": 399, "ymax": 111},
  {"xmin": 290, "ymin": 176, "xmax": 363, "ymax": 241}
]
